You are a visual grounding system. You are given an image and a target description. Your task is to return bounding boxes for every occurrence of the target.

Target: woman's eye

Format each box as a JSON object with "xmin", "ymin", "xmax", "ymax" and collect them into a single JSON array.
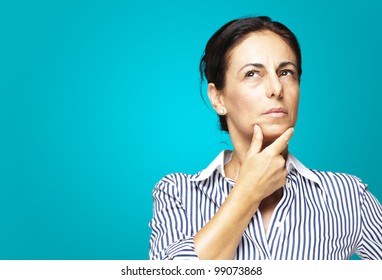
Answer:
[
  {"xmin": 245, "ymin": 70, "xmax": 259, "ymax": 77},
  {"xmin": 280, "ymin": 69, "xmax": 294, "ymax": 77}
]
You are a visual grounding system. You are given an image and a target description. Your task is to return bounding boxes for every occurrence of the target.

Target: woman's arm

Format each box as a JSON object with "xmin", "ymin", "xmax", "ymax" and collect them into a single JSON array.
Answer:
[
  {"xmin": 194, "ymin": 125, "xmax": 293, "ymax": 259},
  {"xmin": 357, "ymin": 184, "xmax": 382, "ymax": 259}
]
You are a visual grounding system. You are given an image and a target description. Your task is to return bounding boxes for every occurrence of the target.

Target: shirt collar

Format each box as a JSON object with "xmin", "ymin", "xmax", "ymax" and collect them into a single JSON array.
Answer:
[
  {"xmin": 286, "ymin": 153, "xmax": 321, "ymax": 185},
  {"xmin": 191, "ymin": 150, "xmax": 231, "ymax": 182},
  {"xmin": 191, "ymin": 150, "xmax": 321, "ymax": 186}
]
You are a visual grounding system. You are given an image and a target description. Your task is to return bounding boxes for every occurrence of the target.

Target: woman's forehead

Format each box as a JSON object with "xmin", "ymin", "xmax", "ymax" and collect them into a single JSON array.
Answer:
[{"xmin": 228, "ymin": 31, "xmax": 297, "ymax": 67}]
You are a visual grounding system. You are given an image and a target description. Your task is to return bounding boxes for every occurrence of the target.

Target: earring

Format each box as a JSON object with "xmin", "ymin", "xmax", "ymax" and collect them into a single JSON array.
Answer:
[{"xmin": 219, "ymin": 108, "xmax": 225, "ymax": 115}]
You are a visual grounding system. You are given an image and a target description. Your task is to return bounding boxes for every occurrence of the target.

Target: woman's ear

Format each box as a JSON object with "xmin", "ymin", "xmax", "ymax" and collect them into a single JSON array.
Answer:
[{"xmin": 207, "ymin": 83, "xmax": 226, "ymax": 115}]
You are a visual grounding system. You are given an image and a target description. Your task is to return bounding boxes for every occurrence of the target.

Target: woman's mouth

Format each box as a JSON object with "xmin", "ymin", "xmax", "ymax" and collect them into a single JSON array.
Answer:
[{"xmin": 263, "ymin": 107, "xmax": 288, "ymax": 117}]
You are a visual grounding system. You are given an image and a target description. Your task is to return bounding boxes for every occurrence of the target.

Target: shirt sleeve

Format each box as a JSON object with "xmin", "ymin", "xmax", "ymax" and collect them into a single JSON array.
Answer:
[
  {"xmin": 356, "ymin": 183, "xmax": 382, "ymax": 260},
  {"xmin": 148, "ymin": 175, "xmax": 199, "ymax": 260}
]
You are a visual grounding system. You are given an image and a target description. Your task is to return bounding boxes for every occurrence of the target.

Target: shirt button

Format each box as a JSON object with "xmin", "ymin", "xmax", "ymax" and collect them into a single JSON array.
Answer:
[{"xmin": 286, "ymin": 179, "xmax": 292, "ymax": 189}]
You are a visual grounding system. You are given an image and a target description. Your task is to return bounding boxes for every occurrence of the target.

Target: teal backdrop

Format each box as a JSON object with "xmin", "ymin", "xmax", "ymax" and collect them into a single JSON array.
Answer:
[{"xmin": 1, "ymin": 0, "xmax": 381, "ymax": 260}]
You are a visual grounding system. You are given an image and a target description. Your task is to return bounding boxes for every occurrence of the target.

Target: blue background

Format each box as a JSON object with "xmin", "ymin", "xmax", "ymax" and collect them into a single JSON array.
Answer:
[{"xmin": 1, "ymin": 0, "xmax": 381, "ymax": 260}]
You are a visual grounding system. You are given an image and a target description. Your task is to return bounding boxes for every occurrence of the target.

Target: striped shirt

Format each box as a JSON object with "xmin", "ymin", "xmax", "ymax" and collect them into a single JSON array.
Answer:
[{"xmin": 149, "ymin": 150, "xmax": 382, "ymax": 260}]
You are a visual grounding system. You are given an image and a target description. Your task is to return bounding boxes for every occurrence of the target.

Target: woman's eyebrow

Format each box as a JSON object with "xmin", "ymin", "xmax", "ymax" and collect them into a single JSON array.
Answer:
[
  {"xmin": 238, "ymin": 61, "xmax": 297, "ymax": 73},
  {"xmin": 278, "ymin": 61, "xmax": 297, "ymax": 69},
  {"xmin": 238, "ymin": 63, "xmax": 264, "ymax": 73}
]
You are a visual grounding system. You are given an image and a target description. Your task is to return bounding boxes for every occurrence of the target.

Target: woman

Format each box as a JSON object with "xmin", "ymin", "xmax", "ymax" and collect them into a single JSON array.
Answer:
[{"xmin": 149, "ymin": 16, "xmax": 382, "ymax": 260}]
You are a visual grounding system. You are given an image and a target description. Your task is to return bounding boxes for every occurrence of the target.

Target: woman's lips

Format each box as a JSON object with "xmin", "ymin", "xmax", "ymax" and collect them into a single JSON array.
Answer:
[{"xmin": 263, "ymin": 107, "xmax": 288, "ymax": 117}]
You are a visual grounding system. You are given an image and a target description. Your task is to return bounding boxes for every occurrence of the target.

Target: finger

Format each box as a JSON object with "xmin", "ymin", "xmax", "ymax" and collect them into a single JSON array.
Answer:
[
  {"xmin": 248, "ymin": 124, "xmax": 263, "ymax": 155},
  {"xmin": 266, "ymin": 127, "xmax": 294, "ymax": 154}
]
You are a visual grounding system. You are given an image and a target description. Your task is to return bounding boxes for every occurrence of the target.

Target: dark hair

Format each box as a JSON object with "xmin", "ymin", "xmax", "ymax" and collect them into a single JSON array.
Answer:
[{"xmin": 199, "ymin": 16, "xmax": 302, "ymax": 132}]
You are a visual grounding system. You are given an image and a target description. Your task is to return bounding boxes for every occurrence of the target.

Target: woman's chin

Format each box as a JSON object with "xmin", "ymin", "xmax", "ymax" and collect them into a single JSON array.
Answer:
[{"xmin": 261, "ymin": 125, "xmax": 292, "ymax": 142}]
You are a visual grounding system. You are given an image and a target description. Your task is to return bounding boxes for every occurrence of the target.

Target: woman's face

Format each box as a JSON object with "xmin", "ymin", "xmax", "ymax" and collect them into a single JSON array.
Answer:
[{"xmin": 214, "ymin": 30, "xmax": 300, "ymax": 144}]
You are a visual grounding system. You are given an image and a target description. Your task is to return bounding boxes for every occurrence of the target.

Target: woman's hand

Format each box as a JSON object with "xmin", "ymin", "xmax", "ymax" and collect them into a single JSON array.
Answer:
[{"xmin": 235, "ymin": 124, "xmax": 294, "ymax": 202}]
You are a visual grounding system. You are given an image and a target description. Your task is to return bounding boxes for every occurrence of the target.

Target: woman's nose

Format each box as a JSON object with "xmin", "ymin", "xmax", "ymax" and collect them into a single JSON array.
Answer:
[{"xmin": 266, "ymin": 74, "xmax": 283, "ymax": 99}]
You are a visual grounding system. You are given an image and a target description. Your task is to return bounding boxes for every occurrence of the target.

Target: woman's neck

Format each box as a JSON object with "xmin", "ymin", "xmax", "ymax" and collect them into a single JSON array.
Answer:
[{"xmin": 224, "ymin": 137, "xmax": 289, "ymax": 181}]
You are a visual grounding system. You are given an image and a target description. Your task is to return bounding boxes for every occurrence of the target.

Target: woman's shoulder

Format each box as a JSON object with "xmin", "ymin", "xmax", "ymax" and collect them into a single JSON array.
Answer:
[
  {"xmin": 155, "ymin": 172, "xmax": 195, "ymax": 184},
  {"xmin": 288, "ymin": 154, "xmax": 368, "ymax": 192},
  {"xmin": 153, "ymin": 172, "xmax": 197, "ymax": 192},
  {"xmin": 151, "ymin": 172, "xmax": 206, "ymax": 204},
  {"xmin": 310, "ymin": 169, "xmax": 368, "ymax": 192}
]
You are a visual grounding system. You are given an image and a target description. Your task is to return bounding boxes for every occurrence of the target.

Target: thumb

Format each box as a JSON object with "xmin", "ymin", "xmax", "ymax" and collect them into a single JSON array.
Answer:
[
  {"xmin": 248, "ymin": 124, "xmax": 263, "ymax": 155},
  {"xmin": 266, "ymin": 127, "xmax": 294, "ymax": 154}
]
